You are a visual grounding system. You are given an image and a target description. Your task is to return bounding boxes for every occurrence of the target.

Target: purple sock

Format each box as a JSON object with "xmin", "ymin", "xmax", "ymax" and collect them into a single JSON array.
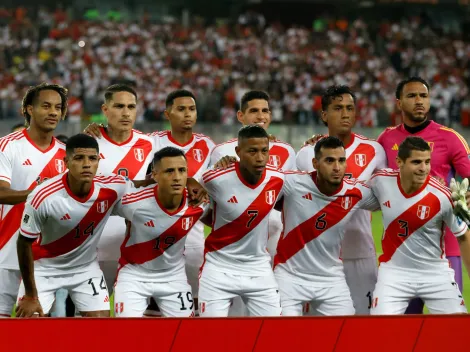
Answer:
[{"xmin": 447, "ymin": 256, "xmax": 463, "ymax": 292}]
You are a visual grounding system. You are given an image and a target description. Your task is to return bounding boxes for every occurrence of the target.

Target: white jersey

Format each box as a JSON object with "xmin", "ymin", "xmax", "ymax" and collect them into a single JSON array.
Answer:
[
  {"xmin": 209, "ymin": 138, "xmax": 296, "ymax": 170},
  {"xmin": 296, "ymin": 133, "xmax": 387, "ymax": 259},
  {"xmin": 200, "ymin": 163, "xmax": 284, "ymax": 276},
  {"xmin": 113, "ymin": 184, "xmax": 209, "ymax": 282},
  {"xmin": 150, "ymin": 130, "xmax": 215, "ymax": 248},
  {"xmin": 97, "ymin": 127, "xmax": 156, "ymax": 179},
  {"xmin": 0, "ymin": 130, "xmax": 66, "ymax": 269},
  {"xmin": 19, "ymin": 173, "xmax": 131, "ymax": 276},
  {"xmin": 370, "ymin": 169, "xmax": 468, "ymax": 275},
  {"xmin": 274, "ymin": 171, "xmax": 379, "ymax": 285}
]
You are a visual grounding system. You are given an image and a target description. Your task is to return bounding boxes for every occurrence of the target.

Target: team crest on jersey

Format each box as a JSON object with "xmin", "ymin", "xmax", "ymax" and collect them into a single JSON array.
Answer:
[
  {"xmin": 193, "ymin": 149, "xmax": 204, "ymax": 163},
  {"xmin": 134, "ymin": 148, "xmax": 145, "ymax": 162},
  {"xmin": 265, "ymin": 190, "xmax": 276, "ymax": 205},
  {"xmin": 55, "ymin": 159, "xmax": 66, "ymax": 173},
  {"xmin": 182, "ymin": 217, "xmax": 193, "ymax": 230},
  {"xmin": 97, "ymin": 200, "xmax": 109, "ymax": 214},
  {"xmin": 341, "ymin": 197, "xmax": 352, "ymax": 210},
  {"xmin": 417, "ymin": 205, "xmax": 430, "ymax": 220},
  {"xmin": 268, "ymin": 155, "xmax": 281, "ymax": 167},
  {"xmin": 355, "ymin": 154, "xmax": 367, "ymax": 167}
]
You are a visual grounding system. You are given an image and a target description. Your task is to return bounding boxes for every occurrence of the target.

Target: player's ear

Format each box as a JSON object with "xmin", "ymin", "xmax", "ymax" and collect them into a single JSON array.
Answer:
[
  {"xmin": 26, "ymin": 105, "xmax": 34, "ymax": 119},
  {"xmin": 152, "ymin": 168, "xmax": 159, "ymax": 183},
  {"xmin": 312, "ymin": 157, "xmax": 319, "ymax": 170},
  {"xmin": 163, "ymin": 109, "xmax": 170, "ymax": 121},
  {"xmin": 396, "ymin": 156, "xmax": 403, "ymax": 168},
  {"xmin": 320, "ymin": 110, "xmax": 328, "ymax": 125},
  {"xmin": 396, "ymin": 99, "xmax": 402, "ymax": 111},
  {"xmin": 101, "ymin": 103, "xmax": 108, "ymax": 114},
  {"xmin": 236, "ymin": 110, "xmax": 244, "ymax": 124},
  {"xmin": 235, "ymin": 146, "xmax": 241, "ymax": 159},
  {"xmin": 64, "ymin": 156, "xmax": 69, "ymax": 169}
]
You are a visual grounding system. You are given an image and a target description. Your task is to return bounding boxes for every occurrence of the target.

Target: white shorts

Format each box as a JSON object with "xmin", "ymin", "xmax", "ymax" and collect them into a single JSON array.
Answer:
[
  {"xmin": 184, "ymin": 246, "xmax": 203, "ymax": 298},
  {"xmin": 276, "ymin": 272, "xmax": 354, "ymax": 316},
  {"xmin": 0, "ymin": 268, "xmax": 21, "ymax": 316},
  {"xmin": 267, "ymin": 211, "xmax": 283, "ymax": 259},
  {"xmin": 17, "ymin": 270, "xmax": 110, "ymax": 315},
  {"xmin": 97, "ymin": 216, "xmax": 126, "ymax": 262},
  {"xmin": 371, "ymin": 268, "xmax": 467, "ymax": 315},
  {"xmin": 114, "ymin": 279, "xmax": 194, "ymax": 317},
  {"xmin": 198, "ymin": 267, "xmax": 281, "ymax": 317},
  {"xmin": 343, "ymin": 257, "xmax": 377, "ymax": 315}
]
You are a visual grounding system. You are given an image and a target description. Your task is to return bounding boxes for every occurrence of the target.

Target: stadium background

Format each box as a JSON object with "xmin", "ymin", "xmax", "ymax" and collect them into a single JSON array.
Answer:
[{"xmin": 2, "ymin": 0, "xmax": 470, "ymax": 313}]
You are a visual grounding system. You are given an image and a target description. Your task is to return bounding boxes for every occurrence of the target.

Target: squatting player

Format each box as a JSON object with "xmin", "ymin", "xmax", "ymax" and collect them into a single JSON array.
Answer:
[
  {"xmin": 0, "ymin": 83, "xmax": 68, "ymax": 317},
  {"xmin": 370, "ymin": 137, "xmax": 470, "ymax": 314},
  {"xmin": 296, "ymin": 85, "xmax": 386, "ymax": 314},
  {"xmin": 377, "ymin": 77, "xmax": 470, "ymax": 313}
]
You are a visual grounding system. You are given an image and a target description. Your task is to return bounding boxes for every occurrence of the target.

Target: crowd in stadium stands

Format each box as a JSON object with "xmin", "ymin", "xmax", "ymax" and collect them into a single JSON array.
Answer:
[{"xmin": 1, "ymin": 6, "xmax": 470, "ymax": 127}]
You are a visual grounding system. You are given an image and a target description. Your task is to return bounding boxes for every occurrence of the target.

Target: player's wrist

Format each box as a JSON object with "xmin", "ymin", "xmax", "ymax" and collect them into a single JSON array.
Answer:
[{"xmin": 20, "ymin": 295, "xmax": 38, "ymax": 301}]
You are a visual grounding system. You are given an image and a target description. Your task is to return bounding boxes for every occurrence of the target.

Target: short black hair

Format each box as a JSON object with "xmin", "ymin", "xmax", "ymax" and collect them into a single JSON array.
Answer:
[
  {"xmin": 66, "ymin": 134, "xmax": 99, "ymax": 156},
  {"xmin": 321, "ymin": 85, "xmax": 356, "ymax": 111},
  {"xmin": 104, "ymin": 84, "xmax": 137, "ymax": 103},
  {"xmin": 56, "ymin": 134, "xmax": 69, "ymax": 144},
  {"xmin": 395, "ymin": 77, "xmax": 430, "ymax": 99},
  {"xmin": 152, "ymin": 146, "xmax": 187, "ymax": 167},
  {"xmin": 238, "ymin": 124, "xmax": 269, "ymax": 142},
  {"xmin": 314, "ymin": 136, "xmax": 345, "ymax": 159},
  {"xmin": 22, "ymin": 83, "xmax": 68, "ymax": 125},
  {"xmin": 165, "ymin": 89, "xmax": 196, "ymax": 109},
  {"xmin": 11, "ymin": 123, "xmax": 26, "ymax": 132},
  {"xmin": 397, "ymin": 136, "xmax": 431, "ymax": 161},
  {"xmin": 240, "ymin": 90, "xmax": 270, "ymax": 112}
]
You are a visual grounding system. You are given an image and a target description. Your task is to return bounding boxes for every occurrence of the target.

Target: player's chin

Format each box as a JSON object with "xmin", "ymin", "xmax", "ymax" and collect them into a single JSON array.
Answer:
[{"xmin": 79, "ymin": 174, "xmax": 94, "ymax": 182}]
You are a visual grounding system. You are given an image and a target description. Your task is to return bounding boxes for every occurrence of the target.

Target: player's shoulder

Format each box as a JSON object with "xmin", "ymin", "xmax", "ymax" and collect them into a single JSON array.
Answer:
[
  {"xmin": 194, "ymin": 133, "xmax": 215, "ymax": 144},
  {"xmin": 214, "ymin": 138, "xmax": 237, "ymax": 149},
  {"xmin": 428, "ymin": 177, "xmax": 453, "ymax": 204},
  {"xmin": 354, "ymin": 133, "xmax": 383, "ymax": 148},
  {"xmin": 271, "ymin": 139, "xmax": 295, "ymax": 151},
  {"xmin": 380, "ymin": 125, "xmax": 401, "ymax": 134},
  {"xmin": 54, "ymin": 138, "xmax": 66, "ymax": 150},
  {"xmin": 94, "ymin": 174, "xmax": 128, "ymax": 187},
  {"xmin": 266, "ymin": 165, "xmax": 286, "ymax": 176},
  {"xmin": 121, "ymin": 184, "xmax": 156, "ymax": 206},
  {"xmin": 0, "ymin": 130, "xmax": 27, "ymax": 152},
  {"xmin": 283, "ymin": 170, "xmax": 310, "ymax": 185},
  {"xmin": 29, "ymin": 174, "xmax": 66, "ymax": 209},
  {"xmin": 370, "ymin": 168, "xmax": 398, "ymax": 180},
  {"xmin": 133, "ymin": 129, "xmax": 153, "ymax": 140},
  {"xmin": 202, "ymin": 164, "xmax": 236, "ymax": 183},
  {"xmin": 437, "ymin": 125, "xmax": 470, "ymax": 151}
]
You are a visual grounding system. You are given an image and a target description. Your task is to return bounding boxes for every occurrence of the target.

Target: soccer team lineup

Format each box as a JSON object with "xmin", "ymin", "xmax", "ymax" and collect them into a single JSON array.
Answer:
[{"xmin": 2, "ymin": 77, "xmax": 470, "ymax": 319}]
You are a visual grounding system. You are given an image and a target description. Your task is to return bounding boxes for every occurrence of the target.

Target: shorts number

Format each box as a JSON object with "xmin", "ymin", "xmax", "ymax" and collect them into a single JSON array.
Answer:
[
  {"xmin": 246, "ymin": 210, "xmax": 259, "ymax": 228},
  {"xmin": 397, "ymin": 220, "xmax": 409, "ymax": 237},
  {"xmin": 315, "ymin": 213, "xmax": 327, "ymax": 230},
  {"xmin": 117, "ymin": 168, "xmax": 129, "ymax": 177},
  {"xmin": 367, "ymin": 291, "xmax": 372, "ymax": 309},
  {"xmin": 74, "ymin": 222, "xmax": 95, "ymax": 239},
  {"xmin": 88, "ymin": 276, "xmax": 107, "ymax": 296},
  {"xmin": 154, "ymin": 236, "xmax": 176, "ymax": 250},
  {"xmin": 177, "ymin": 292, "xmax": 193, "ymax": 310}
]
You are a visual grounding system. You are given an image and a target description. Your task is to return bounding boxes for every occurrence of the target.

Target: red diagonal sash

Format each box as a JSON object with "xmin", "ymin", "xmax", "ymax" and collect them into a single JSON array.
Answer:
[
  {"xmin": 205, "ymin": 177, "xmax": 284, "ymax": 253},
  {"xmin": 346, "ymin": 143, "xmax": 376, "ymax": 178},
  {"xmin": 0, "ymin": 148, "xmax": 66, "ymax": 251},
  {"xmin": 118, "ymin": 206, "xmax": 204, "ymax": 266},
  {"xmin": 274, "ymin": 188, "xmax": 363, "ymax": 268},
  {"xmin": 379, "ymin": 192, "xmax": 441, "ymax": 263},
  {"xmin": 113, "ymin": 139, "xmax": 153, "ymax": 179},
  {"xmin": 186, "ymin": 140, "xmax": 210, "ymax": 177},
  {"xmin": 32, "ymin": 188, "xmax": 118, "ymax": 260}
]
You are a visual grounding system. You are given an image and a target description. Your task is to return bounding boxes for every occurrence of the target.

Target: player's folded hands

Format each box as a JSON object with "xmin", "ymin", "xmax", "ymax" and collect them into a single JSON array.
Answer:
[
  {"xmin": 187, "ymin": 178, "xmax": 208, "ymax": 207},
  {"xmin": 450, "ymin": 178, "xmax": 470, "ymax": 225},
  {"xmin": 16, "ymin": 296, "xmax": 45, "ymax": 318}
]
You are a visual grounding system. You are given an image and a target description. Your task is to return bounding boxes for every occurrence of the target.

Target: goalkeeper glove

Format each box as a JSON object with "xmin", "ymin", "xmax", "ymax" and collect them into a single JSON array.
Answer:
[{"xmin": 450, "ymin": 178, "xmax": 470, "ymax": 226}]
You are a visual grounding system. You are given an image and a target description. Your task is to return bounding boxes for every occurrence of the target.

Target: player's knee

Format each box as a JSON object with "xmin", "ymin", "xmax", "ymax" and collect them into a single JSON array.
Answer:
[{"xmin": 80, "ymin": 310, "xmax": 110, "ymax": 317}]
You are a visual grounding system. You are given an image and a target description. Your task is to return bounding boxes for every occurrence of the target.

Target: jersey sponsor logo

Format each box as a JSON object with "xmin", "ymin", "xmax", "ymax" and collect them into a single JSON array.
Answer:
[
  {"xmin": 55, "ymin": 159, "xmax": 66, "ymax": 173},
  {"xmin": 268, "ymin": 155, "xmax": 281, "ymax": 167},
  {"xmin": 182, "ymin": 217, "xmax": 193, "ymax": 230},
  {"xmin": 341, "ymin": 196, "xmax": 352, "ymax": 210},
  {"xmin": 355, "ymin": 154, "xmax": 367, "ymax": 167},
  {"xmin": 23, "ymin": 214, "xmax": 30, "ymax": 224},
  {"xmin": 417, "ymin": 205, "xmax": 430, "ymax": 220},
  {"xmin": 265, "ymin": 190, "xmax": 276, "ymax": 205},
  {"xmin": 97, "ymin": 200, "xmax": 109, "ymax": 214},
  {"xmin": 134, "ymin": 148, "xmax": 145, "ymax": 162},
  {"xmin": 193, "ymin": 149, "xmax": 204, "ymax": 163}
]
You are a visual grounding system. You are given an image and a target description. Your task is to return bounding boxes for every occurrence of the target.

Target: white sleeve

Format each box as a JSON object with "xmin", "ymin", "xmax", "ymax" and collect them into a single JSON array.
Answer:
[
  {"xmin": 296, "ymin": 146, "xmax": 315, "ymax": 172},
  {"xmin": 208, "ymin": 147, "xmax": 223, "ymax": 168},
  {"xmin": 357, "ymin": 182, "xmax": 380, "ymax": 211},
  {"xmin": 444, "ymin": 201, "xmax": 468, "ymax": 237},
  {"xmin": 19, "ymin": 199, "xmax": 44, "ymax": 239},
  {"xmin": 0, "ymin": 147, "xmax": 13, "ymax": 184},
  {"xmin": 284, "ymin": 146, "xmax": 297, "ymax": 171},
  {"xmin": 375, "ymin": 144, "xmax": 388, "ymax": 170}
]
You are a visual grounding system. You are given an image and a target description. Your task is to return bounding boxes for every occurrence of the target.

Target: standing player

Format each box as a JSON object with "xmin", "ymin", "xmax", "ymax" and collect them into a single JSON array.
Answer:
[
  {"xmin": 84, "ymin": 84, "xmax": 157, "ymax": 290},
  {"xmin": 296, "ymin": 85, "xmax": 387, "ymax": 314},
  {"xmin": 370, "ymin": 137, "xmax": 470, "ymax": 314},
  {"xmin": 16, "ymin": 134, "xmax": 133, "ymax": 317},
  {"xmin": 113, "ymin": 147, "xmax": 209, "ymax": 317},
  {"xmin": 0, "ymin": 83, "xmax": 68, "ymax": 317},
  {"xmin": 377, "ymin": 77, "xmax": 470, "ymax": 313},
  {"xmin": 197, "ymin": 125, "xmax": 283, "ymax": 317},
  {"xmin": 275, "ymin": 137, "xmax": 380, "ymax": 316}
]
